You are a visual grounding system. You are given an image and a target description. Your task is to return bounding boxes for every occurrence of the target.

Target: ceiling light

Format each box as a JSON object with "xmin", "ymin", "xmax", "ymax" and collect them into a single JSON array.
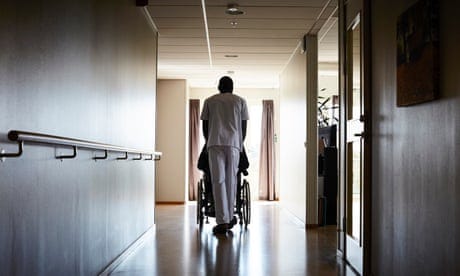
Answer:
[
  {"xmin": 225, "ymin": 54, "xmax": 239, "ymax": 58},
  {"xmin": 226, "ymin": 4, "xmax": 244, "ymax": 15}
]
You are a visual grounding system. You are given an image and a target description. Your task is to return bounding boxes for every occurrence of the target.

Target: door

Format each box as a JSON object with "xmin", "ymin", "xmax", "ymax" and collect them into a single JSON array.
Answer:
[
  {"xmin": 345, "ymin": 15, "xmax": 364, "ymax": 273},
  {"xmin": 340, "ymin": 0, "xmax": 371, "ymax": 274}
]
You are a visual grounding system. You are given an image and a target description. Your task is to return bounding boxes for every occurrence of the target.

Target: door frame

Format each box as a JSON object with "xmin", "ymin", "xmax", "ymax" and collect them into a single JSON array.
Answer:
[{"xmin": 338, "ymin": 0, "xmax": 372, "ymax": 274}]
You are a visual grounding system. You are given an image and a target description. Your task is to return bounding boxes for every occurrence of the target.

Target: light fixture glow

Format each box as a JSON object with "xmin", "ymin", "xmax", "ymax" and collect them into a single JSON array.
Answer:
[{"xmin": 225, "ymin": 4, "xmax": 244, "ymax": 15}]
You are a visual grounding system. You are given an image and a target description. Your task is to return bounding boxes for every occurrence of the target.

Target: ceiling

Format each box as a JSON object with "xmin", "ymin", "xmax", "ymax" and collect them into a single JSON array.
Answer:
[{"xmin": 146, "ymin": 0, "xmax": 338, "ymax": 88}]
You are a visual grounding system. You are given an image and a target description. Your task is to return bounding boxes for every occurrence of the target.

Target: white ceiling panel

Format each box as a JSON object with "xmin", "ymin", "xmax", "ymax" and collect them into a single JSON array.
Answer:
[
  {"xmin": 159, "ymin": 28, "xmax": 205, "ymax": 38},
  {"xmin": 319, "ymin": 17, "xmax": 338, "ymax": 64},
  {"xmin": 159, "ymin": 45, "xmax": 295, "ymax": 53},
  {"xmin": 153, "ymin": 17, "xmax": 322, "ymax": 30},
  {"xmin": 150, "ymin": 0, "xmax": 335, "ymax": 7},
  {"xmin": 223, "ymin": 38, "xmax": 300, "ymax": 47},
  {"xmin": 211, "ymin": 18, "xmax": 317, "ymax": 29},
  {"xmin": 214, "ymin": 53, "xmax": 291, "ymax": 60},
  {"xmin": 159, "ymin": 37, "xmax": 300, "ymax": 47},
  {"xmin": 151, "ymin": 6, "xmax": 332, "ymax": 19},
  {"xmin": 159, "ymin": 28, "xmax": 309, "ymax": 39},
  {"xmin": 158, "ymin": 45, "xmax": 208, "ymax": 53},
  {"xmin": 159, "ymin": 53, "xmax": 210, "ymax": 59},
  {"xmin": 158, "ymin": 58, "xmax": 209, "ymax": 66},
  {"xmin": 159, "ymin": 37, "xmax": 207, "ymax": 46},
  {"xmin": 154, "ymin": 18, "xmax": 205, "ymax": 29},
  {"xmin": 212, "ymin": 45, "xmax": 295, "ymax": 53},
  {"xmin": 214, "ymin": 59, "xmax": 287, "ymax": 66},
  {"xmin": 209, "ymin": 29, "xmax": 307, "ymax": 38},
  {"xmin": 148, "ymin": 0, "xmax": 338, "ymax": 88}
]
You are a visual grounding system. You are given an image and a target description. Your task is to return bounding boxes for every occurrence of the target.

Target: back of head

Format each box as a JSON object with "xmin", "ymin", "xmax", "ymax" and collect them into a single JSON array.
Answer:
[{"xmin": 218, "ymin": 76, "xmax": 233, "ymax": 93}]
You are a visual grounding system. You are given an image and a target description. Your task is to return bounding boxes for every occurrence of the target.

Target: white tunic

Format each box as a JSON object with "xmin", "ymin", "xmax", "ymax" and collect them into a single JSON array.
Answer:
[
  {"xmin": 200, "ymin": 93, "xmax": 249, "ymax": 151},
  {"xmin": 200, "ymin": 92, "xmax": 249, "ymax": 224}
]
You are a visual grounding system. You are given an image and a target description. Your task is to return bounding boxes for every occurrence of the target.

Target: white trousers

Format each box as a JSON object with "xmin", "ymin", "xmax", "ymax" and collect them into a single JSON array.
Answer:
[{"xmin": 208, "ymin": 146, "xmax": 240, "ymax": 224}]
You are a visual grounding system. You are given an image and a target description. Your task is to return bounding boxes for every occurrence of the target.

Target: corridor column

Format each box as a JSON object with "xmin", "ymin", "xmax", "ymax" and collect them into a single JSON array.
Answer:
[{"xmin": 305, "ymin": 34, "xmax": 319, "ymax": 227}]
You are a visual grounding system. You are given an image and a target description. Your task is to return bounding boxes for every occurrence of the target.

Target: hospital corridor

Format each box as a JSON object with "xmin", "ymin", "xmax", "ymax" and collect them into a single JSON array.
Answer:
[{"xmin": 1, "ymin": 0, "xmax": 459, "ymax": 275}]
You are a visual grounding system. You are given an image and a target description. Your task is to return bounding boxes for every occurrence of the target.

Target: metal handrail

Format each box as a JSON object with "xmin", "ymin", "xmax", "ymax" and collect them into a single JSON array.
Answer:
[{"xmin": 0, "ymin": 130, "xmax": 162, "ymax": 161}]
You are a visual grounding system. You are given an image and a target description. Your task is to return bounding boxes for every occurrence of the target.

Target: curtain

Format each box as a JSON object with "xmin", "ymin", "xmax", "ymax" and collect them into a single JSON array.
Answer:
[
  {"xmin": 189, "ymin": 99, "xmax": 200, "ymax": 201},
  {"xmin": 259, "ymin": 100, "xmax": 277, "ymax": 200}
]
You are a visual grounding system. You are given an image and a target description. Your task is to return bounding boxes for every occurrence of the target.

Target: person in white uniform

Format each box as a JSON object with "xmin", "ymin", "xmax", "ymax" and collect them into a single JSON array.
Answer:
[{"xmin": 200, "ymin": 76, "xmax": 249, "ymax": 234}]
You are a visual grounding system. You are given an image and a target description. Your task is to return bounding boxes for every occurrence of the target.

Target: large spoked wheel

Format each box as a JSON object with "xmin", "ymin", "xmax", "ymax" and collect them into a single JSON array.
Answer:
[
  {"xmin": 197, "ymin": 179, "xmax": 203, "ymax": 226},
  {"xmin": 242, "ymin": 179, "xmax": 251, "ymax": 226}
]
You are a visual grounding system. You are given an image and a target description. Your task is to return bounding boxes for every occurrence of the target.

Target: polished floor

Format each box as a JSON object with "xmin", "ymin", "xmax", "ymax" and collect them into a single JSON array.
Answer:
[{"xmin": 111, "ymin": 202, "xmax": 357, "ymax": 276}]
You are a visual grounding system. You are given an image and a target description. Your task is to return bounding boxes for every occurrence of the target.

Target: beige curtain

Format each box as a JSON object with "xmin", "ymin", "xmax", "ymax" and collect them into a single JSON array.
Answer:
[
  {"xmin": 259, "ymin": 100, "xmax": 277, "ymax": 200},
  {"xmin": 189, "ymin": 99, "xmax": 200, "ymax": 201}
]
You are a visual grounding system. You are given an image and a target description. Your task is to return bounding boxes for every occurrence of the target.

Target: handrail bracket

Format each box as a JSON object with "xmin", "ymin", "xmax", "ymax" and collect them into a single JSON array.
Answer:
[
  {"xmin": 117, "ymin": 152, "xmax": 128, "ymax": 160},
  {"xmin": 56, "ymin": 146, "xmax": 77, "ymax": 160},
  {"xmin": 0, "ymin": 141, "xmax": 24, "ymax": 162},
  {"xmin": 94, "ymin": 150, "xmax": 108, "ymax": 161},
  {"xmin": 133, "ymin": 153, "xmax": 143, "ymax": 160}
]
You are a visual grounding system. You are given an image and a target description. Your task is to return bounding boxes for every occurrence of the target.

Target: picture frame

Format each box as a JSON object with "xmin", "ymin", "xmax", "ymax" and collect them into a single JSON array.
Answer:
[{"xmin": 396, "ymin": 0, "xmax": 439, "ymax": 106}]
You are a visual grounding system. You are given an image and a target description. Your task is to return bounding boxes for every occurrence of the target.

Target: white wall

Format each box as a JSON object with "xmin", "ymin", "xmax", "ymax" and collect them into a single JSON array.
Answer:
[
  {"xmin": 156, "ymin": 79, "xmax": 188, "ymax": 203},
  {"xmin": 319, "ymin": 75, "xmax": 339, "ymax": 98},
  {"xmin": 189, "ymin": 87, "xmax": 280, "ymax": 200},
  {"xmin": 279, "ymin": 45, "xmax": 307, "ymax": 223}
]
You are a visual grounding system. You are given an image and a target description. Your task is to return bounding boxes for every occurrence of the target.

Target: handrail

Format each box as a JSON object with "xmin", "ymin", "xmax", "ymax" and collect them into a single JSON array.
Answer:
[{"xmin": 0, "ymin": 130, "xmax": 162, "ymax": 161}]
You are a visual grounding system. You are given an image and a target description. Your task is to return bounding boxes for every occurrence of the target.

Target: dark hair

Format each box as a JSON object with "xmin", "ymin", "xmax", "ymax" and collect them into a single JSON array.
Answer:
[{"xmin": 218, "ymin": 76, "xmax": 233, "ymax": 93}]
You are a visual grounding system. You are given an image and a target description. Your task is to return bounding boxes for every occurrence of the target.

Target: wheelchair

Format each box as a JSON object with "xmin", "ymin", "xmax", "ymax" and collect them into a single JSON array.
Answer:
[{"xmin": 196, "ymin": 170, "xmax": 251, "ymax": 227}]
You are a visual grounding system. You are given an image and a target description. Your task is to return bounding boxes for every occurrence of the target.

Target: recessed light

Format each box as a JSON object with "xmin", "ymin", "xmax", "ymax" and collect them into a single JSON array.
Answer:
[
  {"xmin": 226, "ymin": 4, "xmax": 244, "ymax": 15},
  {"xmin": 224, "ymin": 54, "xmax": 239, "ymax": 58}
]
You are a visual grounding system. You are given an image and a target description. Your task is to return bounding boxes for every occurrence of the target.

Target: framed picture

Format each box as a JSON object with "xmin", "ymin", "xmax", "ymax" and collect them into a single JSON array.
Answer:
[{"xmin": 396, "ymin": 0, "xmax": 439, "ymax": 106}]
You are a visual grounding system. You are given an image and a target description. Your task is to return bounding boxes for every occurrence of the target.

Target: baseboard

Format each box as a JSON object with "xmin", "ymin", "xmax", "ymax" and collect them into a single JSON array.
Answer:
[
  {"xmin": 156, "ymin": 201, "xmax": 185, "ymax": 205},
  {"xmin": 98, "ymin": 225, "xmax": 156, "ymax": 276}
]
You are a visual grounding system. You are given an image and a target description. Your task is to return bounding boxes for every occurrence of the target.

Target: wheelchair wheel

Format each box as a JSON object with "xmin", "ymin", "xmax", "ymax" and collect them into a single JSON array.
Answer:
[
  {"xmin": 242, "ymin": 179, "xmax": 251, "ymax": 226},
  {"xmin": 197, "ymin": 179, "xmax": 203, "ymax": 226}
]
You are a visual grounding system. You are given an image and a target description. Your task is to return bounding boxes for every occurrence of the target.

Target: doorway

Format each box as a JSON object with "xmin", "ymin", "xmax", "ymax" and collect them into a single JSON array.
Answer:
[
  {"xmin": 339, "ymin": 0, "xmax": 371, "ymax": 274},
  {"xmin": 316, "ymin": 8, "xmax": 340, "ymax": 232}
]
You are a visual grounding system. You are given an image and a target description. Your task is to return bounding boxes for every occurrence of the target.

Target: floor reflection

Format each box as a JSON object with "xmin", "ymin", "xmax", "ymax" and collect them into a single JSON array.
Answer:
[
  {"xmin": 111, "ymin": 202, "xmax": 356, "ymax": 276},
  {"xmin": 202, "ymin": 230, "xmax": 237, "ymax": 275}
]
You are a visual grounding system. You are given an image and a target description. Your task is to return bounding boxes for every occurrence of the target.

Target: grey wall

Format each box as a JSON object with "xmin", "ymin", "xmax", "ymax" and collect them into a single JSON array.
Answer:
[
  {"xmin": 371, "ymin": 0, "xmax": 460, "ymax": 275},
  {"xmin": 0, "ymin": 0, "xmax": 157, "ymax": 275}
]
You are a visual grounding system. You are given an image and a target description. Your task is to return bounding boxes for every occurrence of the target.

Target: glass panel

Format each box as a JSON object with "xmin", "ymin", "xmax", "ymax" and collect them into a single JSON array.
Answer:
[
  {"xmin": 351, "ymin": 140, "xmax": 362, "ymax": 241},
  {"xmin": 346, "ymin": 19, "xmax": 362, "ymax": 243},
  {"xmin": 352, "ymin": 24, "xmax": 361, "ymax": 119},
  {"xmin": 346, "ymin": 141, "xmax": 362, "ymax": 242}
]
